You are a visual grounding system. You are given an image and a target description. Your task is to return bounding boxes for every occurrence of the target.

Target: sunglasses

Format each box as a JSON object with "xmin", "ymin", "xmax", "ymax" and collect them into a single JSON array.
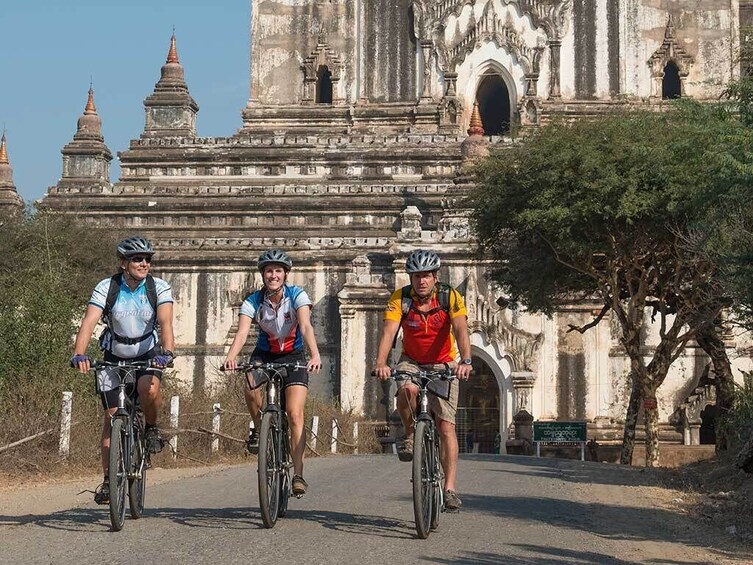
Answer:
[{"xmin": 129, "ymin": 256, "xmax": 153, "ymax": 264}]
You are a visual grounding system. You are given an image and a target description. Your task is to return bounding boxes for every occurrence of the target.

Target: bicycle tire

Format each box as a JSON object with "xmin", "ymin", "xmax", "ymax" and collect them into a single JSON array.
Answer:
[
  {"xmin": 412, "ymin": 420, "xmax": 433, "ymax": 539},
  {"xmin": 430, "ymin": 432, "xmax": 442, "ymax": 531},
  {"xmin": 258, "ymin": 410, "xmax": 281, "ymax": 528},
  {"xmin": 278, "ymin": 416, "xmax": 291, "ymax": 518},
  {"xmin": 128, "ymin": 416, "xmax": 146, "ymax": 519},
  {"xmin": 108, "ymin": 419, "xmax": 128, "ymax": 532}
]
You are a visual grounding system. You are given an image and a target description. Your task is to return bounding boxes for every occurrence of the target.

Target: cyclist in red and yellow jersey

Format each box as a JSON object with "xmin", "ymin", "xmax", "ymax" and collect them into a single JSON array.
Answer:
[{"xmin": 374, "ymin": 249, "xmax": 472, "ymax": 511}]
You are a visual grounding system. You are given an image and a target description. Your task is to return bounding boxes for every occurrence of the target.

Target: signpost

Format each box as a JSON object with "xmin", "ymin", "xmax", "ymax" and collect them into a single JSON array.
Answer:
[{"xmin": 533, "ymin": 421, "xmax": 588, "ymax": 461}]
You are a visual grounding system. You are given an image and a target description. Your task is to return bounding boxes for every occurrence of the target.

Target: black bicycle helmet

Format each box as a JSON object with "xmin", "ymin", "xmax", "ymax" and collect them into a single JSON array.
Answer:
[
  {"xmin": 405, "ymin": 249, "xmax": 441, "ymax": 273},
  {"xmin": 257, "ymin": 249, "xmax": 293, "ymax": 272},
  {"xmin": 116, "ymin": 236, "xmax": 154, "ymax": 258}
]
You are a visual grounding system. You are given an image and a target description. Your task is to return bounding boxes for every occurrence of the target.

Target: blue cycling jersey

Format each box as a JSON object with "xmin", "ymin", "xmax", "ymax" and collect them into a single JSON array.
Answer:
[{"xmin": 240, "ymin": 284, "xmax": 312, "ymax": 353}]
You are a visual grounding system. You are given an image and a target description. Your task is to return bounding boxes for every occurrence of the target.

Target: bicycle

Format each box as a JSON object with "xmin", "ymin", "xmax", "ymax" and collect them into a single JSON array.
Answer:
[
  {"xmin": 83, "ymin": 360, "xmax": 163, "ymax": 532},
  {"xmin": 222, "ymin": 360, "xmax": 307, "ymax": 528},
  {"xmin": 390, "ymin": 367, "xmax": 456, "ymax": 539}
]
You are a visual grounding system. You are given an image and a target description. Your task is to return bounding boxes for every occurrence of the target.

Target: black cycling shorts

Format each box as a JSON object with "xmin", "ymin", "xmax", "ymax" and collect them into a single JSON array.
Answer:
[
  {"xmin": 246, "ymin": 348, "xmax": 309, "ymax": 390},
  {"xmin": 100, "ymin": 347, "xmax": 162, "ymax": 410}
]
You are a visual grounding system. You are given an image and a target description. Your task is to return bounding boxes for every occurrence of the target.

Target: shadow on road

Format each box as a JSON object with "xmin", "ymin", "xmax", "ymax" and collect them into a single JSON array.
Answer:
[
  {"xmin": 424, "ymin": 544, "xmax": 715, "ymax": 565},
  {"xmin": 460, "ymin": 493, "xmax": 744, "ymax": 563},
  {"xmin": 461, "ymin": 454, "xmax": 664, "ymax": 489}
]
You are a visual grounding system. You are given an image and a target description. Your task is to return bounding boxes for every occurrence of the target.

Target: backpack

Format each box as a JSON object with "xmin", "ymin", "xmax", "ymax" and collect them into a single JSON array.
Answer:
[
  {"xmin": 100, "ymin": 274, "xmax": 159, "ymax": 347},
  {"xmin": 392, "ymin": 283, "xmax": 452, "ymax": 348}
]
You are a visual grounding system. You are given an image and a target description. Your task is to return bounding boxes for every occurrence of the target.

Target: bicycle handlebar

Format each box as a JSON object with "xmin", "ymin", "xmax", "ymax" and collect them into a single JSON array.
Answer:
[
  {"xmin": 370, "ymin": 369, "xmax": 456, "ymax": 382},
  {"xmin": 71, "ymin": 359, "xmax": 170, "ymax": 371},
  {"xmin": 220, "ymin": 361, "xmax": 308, "ymax": 373}
]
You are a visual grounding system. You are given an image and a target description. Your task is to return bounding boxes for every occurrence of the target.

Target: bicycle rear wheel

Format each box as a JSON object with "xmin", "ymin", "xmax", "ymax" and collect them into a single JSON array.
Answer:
[
  {"xmin": 108, "ymin": 419, "xmax": 128, "ymax": 531},
  {"xmin": 258, "ymin": 411, "xmax": 281, "ymax": 528},
  {"xmin": 412, "ymin": 420, "xmax": 434, "ymax": 539},
  {"xmin": 128, "ymin": 416, "xmax": 146, "ymax": 519}
]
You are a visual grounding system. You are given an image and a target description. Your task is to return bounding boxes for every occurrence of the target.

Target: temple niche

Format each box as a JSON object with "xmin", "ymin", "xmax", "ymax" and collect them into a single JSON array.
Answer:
[{"xmin": 40, "ymin": 1, "xmax": 753, "ymax": 450}]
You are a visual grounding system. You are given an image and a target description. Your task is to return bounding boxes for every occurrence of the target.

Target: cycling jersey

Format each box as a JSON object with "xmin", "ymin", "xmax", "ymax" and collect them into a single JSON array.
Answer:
[
  {"xmin": 384, "ymin": 285, "xmax": 467, "ymax": 364},
  {"xmin": 240, "ymin": 284, "xmax": 312, "ymax": 353},
  {"xmin": 89, "ymin": 275, "xmax": 173, "ymax": 359}
]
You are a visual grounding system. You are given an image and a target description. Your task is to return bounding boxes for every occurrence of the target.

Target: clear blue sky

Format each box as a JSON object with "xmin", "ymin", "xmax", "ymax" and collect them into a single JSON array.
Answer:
[{"xmin": 0, "ymin": 1, "xmax": 251, "ymax": 203}]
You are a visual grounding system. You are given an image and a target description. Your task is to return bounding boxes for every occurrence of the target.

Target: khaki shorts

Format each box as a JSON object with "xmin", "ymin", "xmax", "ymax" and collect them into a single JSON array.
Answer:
[{"xmin": 395, "ymin": 356, "xmax": 459, "ymax": 424}]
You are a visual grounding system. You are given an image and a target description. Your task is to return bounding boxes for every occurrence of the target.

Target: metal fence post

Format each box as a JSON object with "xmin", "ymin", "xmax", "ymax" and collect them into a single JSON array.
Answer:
[
  {"xmin": 331, "ymin": 418, "xmax": 338, "ymax": 454},
  {"xmin": 170, "ymin": 395, "xmax": 179, "ymax": 459},
  {"xmin": 212, "ymin": 403, "xmax": 221, "ymax": 453},
  {"xmin": 353, "ymin": 422, "xmax": 359, "ymax": 455},
  {"xmin": 58, "ymin": 391, "xmax": 73, "ymax": 459},
  {"xmin": 311, "ymin": 415, "xmax": 319, "ymax": 451}
]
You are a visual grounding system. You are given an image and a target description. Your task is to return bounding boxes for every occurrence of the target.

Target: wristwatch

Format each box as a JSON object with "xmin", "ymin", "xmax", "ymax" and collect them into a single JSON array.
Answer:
[{"xmin": 461, "ymin": 358, "xmax": 473, "ymax": 365}]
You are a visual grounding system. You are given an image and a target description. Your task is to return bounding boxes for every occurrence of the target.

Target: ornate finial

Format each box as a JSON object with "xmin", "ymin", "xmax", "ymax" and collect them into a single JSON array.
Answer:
[
  {"xmin": 0, "ymin": 130, "xmax": 8, "ymax": 165},
  {"xmin": 84, "ymin": 86, "xmax": 97, "ymax": 115},
  {"xmin": 167, "ymin": 32, "xmax": 180, "ymax": 64},
  {"xmin": 665, "ymin": 13, "xmax": 676, "ymax": 39},
  {"xmin": 467, "ymin": 101, "xmax": 485, "ymax": 136}
]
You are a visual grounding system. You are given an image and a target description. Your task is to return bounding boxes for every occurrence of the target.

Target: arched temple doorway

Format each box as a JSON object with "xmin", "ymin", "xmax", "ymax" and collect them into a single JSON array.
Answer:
[
  {"xmin": 662, "ymin": 60, "xmax": 681, "ymax": 99},
  {"xmin": 476, "ymin": 73, "xmax": 511, "ymax": 135},
  {"xmin": 317, "ymin": 65, "xmax": 333, "ymax": 103},
  {"xmin": 457, "ymin": 357, "xmax": 501, "ymax": 453}
]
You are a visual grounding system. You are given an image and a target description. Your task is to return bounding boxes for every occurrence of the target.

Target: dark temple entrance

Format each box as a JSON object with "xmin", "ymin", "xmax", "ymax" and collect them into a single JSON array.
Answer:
[{"xmin": 457, "ymin": 358, "xmax": 500, "ymax": 453}]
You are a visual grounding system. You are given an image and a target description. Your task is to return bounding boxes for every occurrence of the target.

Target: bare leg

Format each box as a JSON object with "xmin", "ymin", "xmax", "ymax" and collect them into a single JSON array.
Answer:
[
  {"xmin": 285, "ymin": 385, "xmax": 308, "ymax": 476},
  {"xmin": 101, "ymin": 407, "xmax": 118, "ymax": 474},
  {"xmin": 437, "ymin": 418, "xmax": 459, "ymax": 492},
  {"xmin": 396, "ymin": 383, "xmax": 419, "ymax": 437},
  {"xmin": 243, "ymin": 385, "xmax": 263, "ymax": 428},
  {"xmin": 136, "ymin": 375, "xmax": 163, "ymax": 426}
]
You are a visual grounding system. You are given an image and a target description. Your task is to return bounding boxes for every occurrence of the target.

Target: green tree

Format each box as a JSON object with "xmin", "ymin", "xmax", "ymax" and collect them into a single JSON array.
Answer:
[
  {"xmin": 470, "ymin": 102, "xmax": 753, "ymax": 467},
  {"xmin": 0, "ymin": 209, "xmax": 119, "ymax": 422}
]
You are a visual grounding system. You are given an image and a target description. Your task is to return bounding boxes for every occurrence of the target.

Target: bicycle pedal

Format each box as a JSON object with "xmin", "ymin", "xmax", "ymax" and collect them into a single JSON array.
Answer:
[{"xmin": 294, "ymin": 493, "xmax": 304, "ymax": 499}]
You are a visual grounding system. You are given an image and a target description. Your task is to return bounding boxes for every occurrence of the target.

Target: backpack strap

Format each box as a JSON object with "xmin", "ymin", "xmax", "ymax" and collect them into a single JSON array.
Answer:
[{"xmin": 102, "ymin": 274, "xmax": 160, "ymax": 346}]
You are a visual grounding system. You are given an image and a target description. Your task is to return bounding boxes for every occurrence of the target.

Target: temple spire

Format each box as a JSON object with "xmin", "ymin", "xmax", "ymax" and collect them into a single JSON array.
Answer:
[
  {"xmin": 84, "ymin": 86, "xmax": 97, "ymax": 115},
  {"xmin": 467, "ymin": 101, "xmax": 485, "ymax": 136},
  {"xmin": 0, "ymin": 130, "xmax": 8, "ymax": 165},
  {"xmin": 166, "ymin": 32, "xmax": 180, "ymax": 64}
]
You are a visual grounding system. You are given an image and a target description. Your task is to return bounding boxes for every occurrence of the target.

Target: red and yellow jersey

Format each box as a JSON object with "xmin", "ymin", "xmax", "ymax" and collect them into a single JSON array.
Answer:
[{"xmin": 384, "ymin": 285, "xmax": 467, "ymax": 364}]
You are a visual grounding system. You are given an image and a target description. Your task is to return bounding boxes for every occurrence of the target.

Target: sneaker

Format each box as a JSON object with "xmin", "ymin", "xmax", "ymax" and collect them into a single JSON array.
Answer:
[
  {"xmin": 145, "ymin": 425, "xmax": 163, "ymax": 454},
  {"xmin": 397, "ymin": 435, "xmax": 413, "ymax": 462},
  {"xmin": 94, "ymin": 479, "xmax": 110, "ymax": 505},
  {"xmin": 444, "ymin": 490, "xmax": 462, "ymax": 511},
  {"xmin": 245, "ymin": 428, "xmax": 259, "ymax": 455},
  {"xmin": 292, "ymin": 475, "xmax": 308, "ymax": 496}
]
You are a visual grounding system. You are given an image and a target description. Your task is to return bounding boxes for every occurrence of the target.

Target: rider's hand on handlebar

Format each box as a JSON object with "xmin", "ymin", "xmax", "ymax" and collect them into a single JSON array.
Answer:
[
  {"xmin": 455, "ymin": 363, "xmax": 472, "ymax": 381},
  {"xmin": 307, "ymin": 354, "xmax": 322, "ymax": 374},
  {"xmin": 151, "ymin": 351, "xmax": 174, "ymax": 369},
  {"xmin": 223, "ymin": 357, "xmax": 238, "ymax": 372},
  {"xmin": 71, "ymin": 354, "xmax": 92, "ymax": 374},
  {"xmin": 373, "ymin": 364, "xmax": 392, "ymax": 381}
]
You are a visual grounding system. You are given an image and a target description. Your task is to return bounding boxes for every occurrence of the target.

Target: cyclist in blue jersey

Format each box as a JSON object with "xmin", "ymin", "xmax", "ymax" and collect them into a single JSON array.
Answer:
[
  {"xmin": 224, "ymin": 249, "xmax": 321, "ymax": 496},
  {"xmin": 71, "ymin": 236, "xmax": 175, "ymax": 505}
]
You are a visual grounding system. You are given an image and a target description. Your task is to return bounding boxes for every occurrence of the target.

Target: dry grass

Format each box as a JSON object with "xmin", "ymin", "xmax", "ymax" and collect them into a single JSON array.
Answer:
[
  {"xmin": 0, "ymin": 372, "xmax": 383, "ymax": 482},
  {"xmin": 662, "ymin": 453, "xmax": 753, "ymax": 544}
]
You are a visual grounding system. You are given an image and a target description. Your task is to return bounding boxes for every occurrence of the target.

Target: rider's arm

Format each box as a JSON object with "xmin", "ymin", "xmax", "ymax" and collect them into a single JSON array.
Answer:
[
  {"xmin": 156, "ymin": 302, "xmax": 175, "ymax": 354},
  {"xmin": 297, "ymin": 305, "xmax": 321, "ymax": 372},
  {"xmin": 224, "ymin": 314, "xmax": 253, "ymax": 369},
  {"xmin": 450, "ymin": 313, "xmax": 472, "ymax": 379},
  {"xmin": 374, "ymin": 319, "xmax": 400, "ymax": 378},
  {"xmin": 72, "ymin": 304, "xmax": 103, "ymax": 373}
]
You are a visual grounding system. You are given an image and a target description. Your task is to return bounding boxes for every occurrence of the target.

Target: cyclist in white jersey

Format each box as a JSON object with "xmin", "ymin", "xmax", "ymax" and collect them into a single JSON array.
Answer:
[
  {"xmin": 71, "ymin": 236, "xmax": 175, "ymax": 505},
  {"xmin": 224, "ymin": 249, "xmax": 321, "ymax": 496}
]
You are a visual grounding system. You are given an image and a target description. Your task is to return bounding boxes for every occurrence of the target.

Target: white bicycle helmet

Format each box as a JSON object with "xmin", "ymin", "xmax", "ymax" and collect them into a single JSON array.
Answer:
[
  {"xmin": 117, "ymin": 236, "xmax": 154, "ymax": 258},
  {"xmin": 405, "ymin": 249, "xmax": 441, "ymax": 273},
  {"xmin": 257, "ymin": 249, "xmax": 293, "ymax": 272}
]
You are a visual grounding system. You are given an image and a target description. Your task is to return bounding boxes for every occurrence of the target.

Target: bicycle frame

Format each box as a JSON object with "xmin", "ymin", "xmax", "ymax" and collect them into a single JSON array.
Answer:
[{"xmin": 392, "ymin": 368, "xmax": 455, "ymax": 539}]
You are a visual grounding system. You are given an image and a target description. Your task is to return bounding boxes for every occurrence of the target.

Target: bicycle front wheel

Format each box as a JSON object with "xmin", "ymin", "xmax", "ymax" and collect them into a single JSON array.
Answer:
[
  {"xmin": 128, "ymin": 416, "xmax": 146, "ymax": 519},
  {"xmin": 412, "ymin": 420, "xmax": 434, "ymax": 539},
  {"xmin": 258, "ymin": 411, "xmax": 281, "ymax": 528},
  {"xmin": 430, "ymin": 432, "xmax": 443, "ymax": 531},
  {"xmin": 108, "ymin": 419, "xmax": 128, "ymax": 532}
]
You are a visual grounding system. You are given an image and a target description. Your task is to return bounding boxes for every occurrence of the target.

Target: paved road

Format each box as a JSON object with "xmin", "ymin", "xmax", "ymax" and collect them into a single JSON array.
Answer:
[{"xmin": 0, "ymin": 454, "xmax": 747, "ymax": 564}]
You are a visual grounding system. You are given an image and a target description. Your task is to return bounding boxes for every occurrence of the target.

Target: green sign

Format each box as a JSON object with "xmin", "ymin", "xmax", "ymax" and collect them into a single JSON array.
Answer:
[{"xmin": 533, "ymin": 421, "xmax": 587, "ymax": 443}]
